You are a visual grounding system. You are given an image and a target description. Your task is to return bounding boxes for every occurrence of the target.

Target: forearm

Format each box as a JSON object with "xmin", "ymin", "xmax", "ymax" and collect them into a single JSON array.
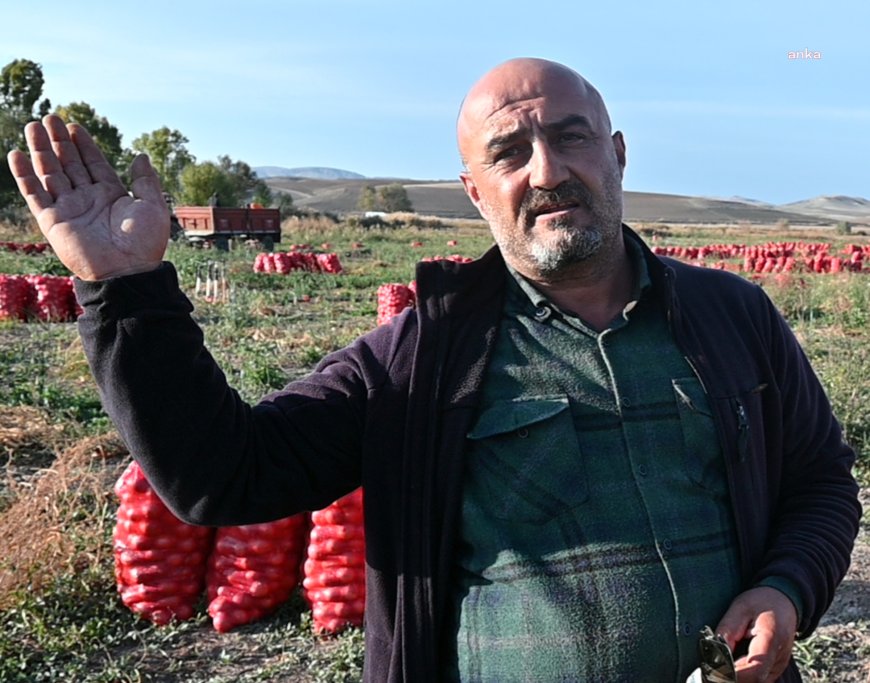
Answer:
[
  {"xmin": 75, "ymin": 263, "xmax": 364, "ymax": 526},
  {"xmin": 755, "ymin": 304, "xmax": 862, "ymax": 635},
  {"xmin": 753, "ymin": 439, "xmax": 860, "ymax": 636}
]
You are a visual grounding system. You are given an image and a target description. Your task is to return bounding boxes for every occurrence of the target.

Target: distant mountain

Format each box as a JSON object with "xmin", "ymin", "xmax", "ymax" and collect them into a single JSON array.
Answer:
[
  {"xmin": 622, "ymin": 192, "xmax": 828, "ymax": 226},
  {"xmin": 779, "ymin": 195, "xmax": 870, "ymax": 222},
  {"xmin": 254, "ymin": 166, "xmax": 365, "ymax": 180},
  {"xmin": 723, "ymin": 196, "xmax": 773, "ymax": 207}
]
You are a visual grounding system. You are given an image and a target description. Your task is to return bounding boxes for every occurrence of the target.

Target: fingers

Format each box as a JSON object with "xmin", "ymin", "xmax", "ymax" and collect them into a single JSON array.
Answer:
[
  {"xmin": 738, "ymin": 613, "xmax": 777, "ymax": 681},
  {"xmin": 10, "ymin": 114, "xmax": 121, "ymax": 216},
  {"xmin": 717, "ymin": 587, "xmax": 798, "ymax": 683},
  {"xmin": 23, "ymin": 117, "xmax": 73, "ymax": 200},
  {"xmin": 6, "ymin": 148, "xmax": 54, "ymax": 217},
  {"xmin": 69, "ymin": 122, "xmax": 124, "ymax": 186},
  {"xmin": 740, "ymin": 610, "xmax": 794, "ymax": 682},
  {"xmin": 715, "ymin": 599, "xmax": 751, "ymax": 652},
  {"xmin": 43, "ymin": 115, "xmax": 93, "ymax": 188},
  {"xmin": 129, "ymin": 154, "xmax": 167, "ymax": 206}
]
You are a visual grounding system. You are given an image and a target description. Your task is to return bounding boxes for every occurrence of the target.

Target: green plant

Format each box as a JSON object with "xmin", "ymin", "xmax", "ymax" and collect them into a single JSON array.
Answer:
[{"xmin": 835, "ymin": 221, "xmax": 852, "ymax": 235}]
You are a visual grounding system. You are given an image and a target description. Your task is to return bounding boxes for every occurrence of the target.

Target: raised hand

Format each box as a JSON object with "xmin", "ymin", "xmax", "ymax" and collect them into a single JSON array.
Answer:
[{"xmin": 6, "ymin": 114, "xmax": 170, "ymax": 281}]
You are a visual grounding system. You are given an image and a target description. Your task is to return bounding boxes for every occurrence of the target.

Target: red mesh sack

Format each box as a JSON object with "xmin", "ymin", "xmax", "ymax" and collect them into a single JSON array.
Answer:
[
  {"xmin": 303, "ymin": 488, "xmax": 365, "ymax": 634},
  {"xmin": 205, "ymin": 514, "xmax": 309, "ymax": 632},
  {"xmin": 113, "ymin": 461, "xmax": 214, "ymax": 625},
  {"xmin": 26, "ymin": 274, "xmax": 75, "ymax": 322},
  {"xmin": 376, "ymin": 283, "xmax": 415, "ymax": 326},
  {"xmin": 0, "ymin": 275, "xmax": 32, "ymax": 321}
]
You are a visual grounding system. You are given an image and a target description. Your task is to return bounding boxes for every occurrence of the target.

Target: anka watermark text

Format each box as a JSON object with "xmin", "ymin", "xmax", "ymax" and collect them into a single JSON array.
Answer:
[{"xmin": 787, "ymin": 48, "xmax": 822, "ymax": 60}]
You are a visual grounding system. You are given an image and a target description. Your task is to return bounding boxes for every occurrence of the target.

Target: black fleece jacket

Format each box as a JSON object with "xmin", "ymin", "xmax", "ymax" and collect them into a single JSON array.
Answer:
[{"xmin": 75, "ymin": 227, "xmax": 860, "ymax": 682}]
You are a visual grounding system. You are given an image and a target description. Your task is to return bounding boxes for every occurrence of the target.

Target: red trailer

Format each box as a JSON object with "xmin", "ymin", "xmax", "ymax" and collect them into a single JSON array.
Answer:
[{"xmin": 172, "ymin": 206, "xmax": 281, "ymax": 249}]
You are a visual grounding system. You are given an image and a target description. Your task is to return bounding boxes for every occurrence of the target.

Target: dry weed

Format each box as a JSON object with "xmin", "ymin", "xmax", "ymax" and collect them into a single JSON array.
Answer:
[{"xmin": 0, "ymin": 431, "xmax": 128, "ymax": 608}]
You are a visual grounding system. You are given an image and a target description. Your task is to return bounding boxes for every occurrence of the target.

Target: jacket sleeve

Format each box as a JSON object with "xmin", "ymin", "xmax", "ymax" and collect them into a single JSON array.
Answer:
[
  {"xmin": 74, "ymin": 262, "xmax": 402, "ymax": 526},
  {"xmin": 750, "ymin": 287, "xmax": 861, "ymax": 637}
]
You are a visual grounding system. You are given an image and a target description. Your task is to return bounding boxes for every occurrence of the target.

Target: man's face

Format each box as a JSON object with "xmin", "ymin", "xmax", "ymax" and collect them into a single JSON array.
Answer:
[{"xmin": 458, "ymin": 61, "xmax": 626, "ymax": 280}]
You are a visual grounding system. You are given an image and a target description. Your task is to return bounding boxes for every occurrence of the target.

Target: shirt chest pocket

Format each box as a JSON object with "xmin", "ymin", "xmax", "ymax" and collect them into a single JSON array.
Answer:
[
  {"xmin": 672, "ymin": 377, "xmax": 727, "ymax": 495},
  {"xmin": 465, "ymin": 396, "xmax": 588, "ymax": 524}
]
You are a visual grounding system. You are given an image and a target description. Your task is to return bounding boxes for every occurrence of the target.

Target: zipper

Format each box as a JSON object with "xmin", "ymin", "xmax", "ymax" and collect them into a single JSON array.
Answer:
[{"xmin": 734, "ymin": 398, "xmax": 750, "ymax": 462}]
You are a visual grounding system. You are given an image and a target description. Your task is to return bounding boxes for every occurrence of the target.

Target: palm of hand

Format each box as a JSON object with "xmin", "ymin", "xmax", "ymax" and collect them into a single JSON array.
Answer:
[
  {"xmin": 39, "ymin": 177, "xmax": 169, "ymax": 281},
  {"xmin": 8, "ymin": 115, "xmax": 170, "ymax": 281}
]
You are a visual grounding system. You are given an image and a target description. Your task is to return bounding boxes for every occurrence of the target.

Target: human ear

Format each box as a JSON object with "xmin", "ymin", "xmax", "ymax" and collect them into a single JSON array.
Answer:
[
  {"xmin": 612, "ymin": 131, "xmax": 627, "ymax": 177},
  {"xmin": 460, "ymin": 170, "xmax": 489, "ymax": 220}
]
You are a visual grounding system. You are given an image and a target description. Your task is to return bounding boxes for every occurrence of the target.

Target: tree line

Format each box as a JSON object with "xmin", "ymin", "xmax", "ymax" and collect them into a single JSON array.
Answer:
[
  {"xmin": 0, "ymin": 58, "xmax": 280, "ymax": 213},
  {"xmin": 357, "ymin": 183, "xmax": 413, "ymax": 213}
]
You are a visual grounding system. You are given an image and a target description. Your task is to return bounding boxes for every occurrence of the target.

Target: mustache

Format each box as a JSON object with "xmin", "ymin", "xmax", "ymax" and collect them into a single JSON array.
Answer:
[{"xmin": 522, "ymin": 180, "xmax": 594, "ymax": 215}]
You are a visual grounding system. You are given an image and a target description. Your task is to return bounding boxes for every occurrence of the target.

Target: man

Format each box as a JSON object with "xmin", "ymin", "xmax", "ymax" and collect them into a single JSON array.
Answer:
[{"xmin": 7, "ymin": 58, "xmax": 860, "ymax": 682}]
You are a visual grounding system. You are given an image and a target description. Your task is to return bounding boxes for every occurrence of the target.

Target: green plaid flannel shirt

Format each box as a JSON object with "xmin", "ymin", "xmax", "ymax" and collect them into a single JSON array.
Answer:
[{"xmin": 447, "ymin": 239, "xmax": 743, "ymax": 682}]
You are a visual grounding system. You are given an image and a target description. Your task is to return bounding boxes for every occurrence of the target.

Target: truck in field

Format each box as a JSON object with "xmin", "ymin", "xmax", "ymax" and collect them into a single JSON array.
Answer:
[{"xmin": 171, "ymin": 206, "xmax": 282, "ymax": 250}]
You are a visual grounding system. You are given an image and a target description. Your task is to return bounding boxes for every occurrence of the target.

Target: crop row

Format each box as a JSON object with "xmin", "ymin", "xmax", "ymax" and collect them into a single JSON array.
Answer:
[{"xmin": 652, "ymin": 242, "xmax": 868, "ymax": 274}]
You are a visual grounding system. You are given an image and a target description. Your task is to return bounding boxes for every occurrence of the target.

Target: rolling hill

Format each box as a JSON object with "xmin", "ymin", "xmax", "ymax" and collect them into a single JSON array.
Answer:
[{"xmin": 263, "ymin": 176, "xmax": 870, "ymax": 226}]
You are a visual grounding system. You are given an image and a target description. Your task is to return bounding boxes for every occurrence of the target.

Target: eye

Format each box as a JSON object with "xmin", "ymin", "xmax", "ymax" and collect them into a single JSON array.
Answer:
[
  {"xmin": 494, "ymin": 147, "xmax": 520, "ymax": 162},
  {"xmin": 557, "ymin": 131, "xmax": 587, "ymax": 144},
  {"xmin": 492, "ymin": 144, "xmax": 530, "ymax": 166}
]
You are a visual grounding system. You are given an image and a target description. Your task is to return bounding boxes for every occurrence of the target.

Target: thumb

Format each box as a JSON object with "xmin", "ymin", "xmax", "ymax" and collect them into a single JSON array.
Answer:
[{"xmin": 716, "ymin": 601, "xmax": 752, "ymax": 653}]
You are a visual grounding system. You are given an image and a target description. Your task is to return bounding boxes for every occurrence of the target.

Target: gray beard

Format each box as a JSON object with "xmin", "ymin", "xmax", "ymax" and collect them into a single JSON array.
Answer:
[{"xmin": 528, "ymin": 219, "xmax": 603, "ymax": 276}]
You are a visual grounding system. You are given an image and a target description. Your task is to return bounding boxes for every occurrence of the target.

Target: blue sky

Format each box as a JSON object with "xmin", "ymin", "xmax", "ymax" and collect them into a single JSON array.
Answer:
[{"xmin": 2, "ymin": 0, "xmax": 867, "ymax": 204}]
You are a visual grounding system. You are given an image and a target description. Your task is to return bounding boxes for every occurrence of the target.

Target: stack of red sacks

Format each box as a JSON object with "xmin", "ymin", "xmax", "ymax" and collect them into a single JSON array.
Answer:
[
  {"xmin": 0, "ymin": 241, "xmax": 50, "ymax": 253},
  {"xmin": 253, "ymin": 251, "xmax": 343, "ymax": 274},
  {"xmin": 113, "ymin": 461, "xmax": 214, "ymax": 625},
  {"xmin": 0, "ymin": 275, "xmax": 32, "ymax": 321},
  {"xmin": 26, "ymin": 275, "xmax": 76, "ymax": 321},
  {"xmin": 0, "ymin": 274, "xmax": 80, "ymax": 322},
  {"xmin": 303, "ymin": 488, "xmax": 366, "ymax": 634},
  {"xmin": 206, "ymin": 515, "xmax": 309, "ymax": 633},
  {"xmin": 113, "ymin": 461, "xmax": 311, "ymax": 632},
  {"xmin": 376, "ymin": 283, "xmax": 416, "ymax": 325}
]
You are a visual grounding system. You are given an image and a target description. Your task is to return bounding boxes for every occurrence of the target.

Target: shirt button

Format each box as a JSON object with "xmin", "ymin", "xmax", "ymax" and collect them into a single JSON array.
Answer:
[
  {"xmin": 683, "ymin": 622, "xmax": 692, "ymax": 636},
  {"xmin": 517, "ymin": 428, "xmax": 529, "ymax": 439},
  {"xmin": 663, "ymin": 539, "xmax": 673, "ymax": 550},
  {"xmin": 638, "ymin": 464, "xmax": 648, "ymax": 477},
  {"xmin": 620, "ymin": 396, "xmax": 631, "ymax": 407},
  {"xmin": 534, "ymin": 307, "xmax": 550, "ymax": 321}
]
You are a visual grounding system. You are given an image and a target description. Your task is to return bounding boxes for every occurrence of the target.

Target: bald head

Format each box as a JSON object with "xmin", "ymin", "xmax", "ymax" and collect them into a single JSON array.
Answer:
[
  {"xmin": 455, "ymin": 58, "xmax": 627, "ymax": 283},
  {"xmin": 457, "ymin": 58, "xmax": 612, "ymax": 165}
]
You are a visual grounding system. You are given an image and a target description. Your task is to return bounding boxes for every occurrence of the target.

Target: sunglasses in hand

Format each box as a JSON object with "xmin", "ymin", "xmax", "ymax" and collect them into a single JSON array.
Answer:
[{"xmin": 685, "ymin": 626, "xmax": 737, "ymax": 683}]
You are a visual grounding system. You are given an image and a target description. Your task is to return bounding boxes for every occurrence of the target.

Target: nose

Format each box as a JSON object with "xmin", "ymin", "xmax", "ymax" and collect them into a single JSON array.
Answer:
[{"xmin": 528, "ymin": 141, "xmax": 570, "ymax": 190}]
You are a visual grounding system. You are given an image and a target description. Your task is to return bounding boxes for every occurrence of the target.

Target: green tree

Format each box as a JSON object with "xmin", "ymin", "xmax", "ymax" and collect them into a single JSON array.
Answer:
[
  {"xmin": 251, "ymin": 183, "xmax": 273, "ymax": 207},
  {"xmin": 130, "ymin": 127, "xmax": 194, "ymax": 198},
  {"xmin": 1, "ymin": 58, "xmax": 50, "ymax": 119},
  {"xmin": 274, "ymin": 191, "xmax": 294, "ymax": 218},
  {"xmin": 218, "ymin": 154, "xmax": 272, "ymax": 206},
  {"xmin": 357, "ymin": 184, "xmax": 379, "ymax": 212},
  {"xmin": 0, "ymin": 110, "xmax": 20, "ymax": 205},
  {"xmin": 378, "ymin": 183, "xmax": 413, "ymax": 212},
  {"xmin": 54, "ymin": 101, "xmax": 124, "ymax": 168},
  {"xmin": 1, "ymin": 59, "xmax": 51, "ymax": 207},
  {"xmin": 177, "ymin": 161, "xmax": 238, "ymax": 207}
]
